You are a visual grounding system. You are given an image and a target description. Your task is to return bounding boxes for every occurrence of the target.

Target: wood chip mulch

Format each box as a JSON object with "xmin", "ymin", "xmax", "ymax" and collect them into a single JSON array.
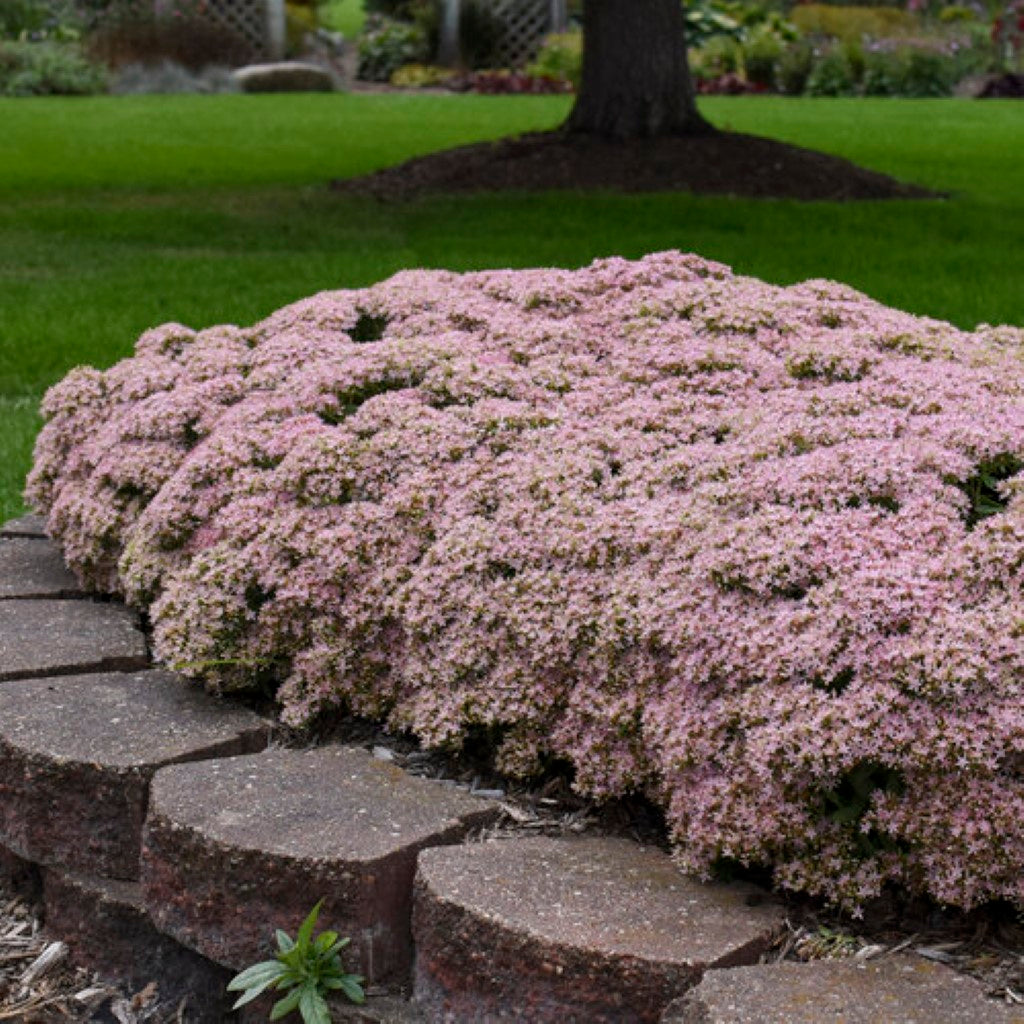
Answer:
[
  {"xmin": 329, "ymin": 129, "xmax": 944, "ymax": 203},
  {"xmin": 0, "ymin": 893, "xmax": 184, "ymax": 1024}
]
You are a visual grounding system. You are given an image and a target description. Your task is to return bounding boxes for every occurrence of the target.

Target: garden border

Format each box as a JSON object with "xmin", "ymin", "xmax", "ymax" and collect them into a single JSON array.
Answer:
[{"xmin": 0, "ymin": 520, "xmax": 1018, "ymax": 1023}]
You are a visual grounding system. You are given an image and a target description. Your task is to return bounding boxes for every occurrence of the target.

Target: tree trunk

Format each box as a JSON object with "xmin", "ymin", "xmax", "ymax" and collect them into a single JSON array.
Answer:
[{"xmin": 565, "ymin": 0, "xmax": 712, "ymax": 139}]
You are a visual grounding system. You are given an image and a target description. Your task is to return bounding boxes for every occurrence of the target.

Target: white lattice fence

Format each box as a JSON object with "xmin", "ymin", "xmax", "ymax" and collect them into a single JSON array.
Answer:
[
  {"xmin": 154, "ymin": 0, "xmax": 285, "ymax": 61},
  {"xmin": 490, "ymin": 0, "xmax": 564, "ymax": 67}
]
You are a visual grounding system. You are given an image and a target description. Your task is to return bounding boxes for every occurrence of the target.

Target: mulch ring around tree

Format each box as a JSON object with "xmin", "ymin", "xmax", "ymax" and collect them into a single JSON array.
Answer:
[{"xmin": 330, "ymin": 129, "xmax": 944, "ymax": 202}]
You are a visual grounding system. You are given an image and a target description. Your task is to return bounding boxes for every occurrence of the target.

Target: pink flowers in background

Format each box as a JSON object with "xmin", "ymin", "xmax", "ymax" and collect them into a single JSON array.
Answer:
[{"xmin": 28, "ymin": 251, "xmax": 1024, "ymax": 912}]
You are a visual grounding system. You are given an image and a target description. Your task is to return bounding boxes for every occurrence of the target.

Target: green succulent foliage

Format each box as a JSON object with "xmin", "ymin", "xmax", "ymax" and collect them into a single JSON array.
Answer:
[{"xmin": 227, "ymin": 901, "xmax": 365, "ymax": 1023}]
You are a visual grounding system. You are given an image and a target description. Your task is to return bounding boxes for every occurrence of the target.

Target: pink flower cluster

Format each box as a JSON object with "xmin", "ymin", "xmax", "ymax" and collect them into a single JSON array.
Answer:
[{"xmin": 28, "ymin": 251, "xmax": 1024, "ymax": 911}]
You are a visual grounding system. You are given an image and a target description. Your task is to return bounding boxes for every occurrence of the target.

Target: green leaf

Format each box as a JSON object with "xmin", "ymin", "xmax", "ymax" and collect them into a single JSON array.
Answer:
[
  {"xmin": 295, "ymin": 900, "xmax": 324, "ymax": 953},
  {"xmin": 320, "ymin": 947, "xmax": 346, "ymax": 969},
  {"xmin": 231, "ymin": 977, "xmax": 285, "ymax": 1010},
  {"xmin": 299, "ymin": 984, "xmax": 331, "ymax": 1024},
  {"xmin": 269, "ymin": 986, "xmax": 303, "ymax": 1021},
  {"xmin": 276, "ymin": 929, "xmax": 296, "ymax": 954},
  {"xmin": 323, "ymin": 973, "xmax": 366, "ymax": 1002},
  {"xmin": 227, "ymin": 960, "xmax": 288, "ymax": 1001},
  {"xmin": 314, "ymin": 930, "xmax": 339, "ymax": 953},
  {"xmin": 277, "ymin": 944, "xmax": 304, "ymax": 971},
  {"xmin": 337, "ymin": 974, "xmax": 366, "ymax": 1004}
]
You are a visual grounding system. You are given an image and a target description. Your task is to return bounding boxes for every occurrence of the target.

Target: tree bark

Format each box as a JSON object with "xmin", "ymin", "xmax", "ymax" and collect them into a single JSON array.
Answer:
[{"xmin": 565, "ymin": 0, "xmax": 712, "ymax": 139}]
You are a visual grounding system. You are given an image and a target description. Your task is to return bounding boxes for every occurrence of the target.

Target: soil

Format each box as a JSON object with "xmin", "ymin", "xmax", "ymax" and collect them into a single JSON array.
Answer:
[{"xmin": 330, "ymin": 129, "xmax": 942, "ymax": 203}]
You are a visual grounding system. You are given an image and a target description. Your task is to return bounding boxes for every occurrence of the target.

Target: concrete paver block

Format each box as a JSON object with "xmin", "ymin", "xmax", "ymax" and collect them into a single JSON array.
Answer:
[
  {"xmin": 0, "ymin": 599, "xmax": 148, "ymax": 681},
  {"xmin": 43, "ymin": 868, "xmax": 234, "ymax": 1024},
  {"xmin": 413, "ymin": 836, "xmax": 786, "ymax": 1023},
  {"xmin": 0, "ymin": 515, "xmax": 47, "ymax": 539},
  {"xmin": 660, "ymin": 957, "xmax": 1024, "ymax": 1023},
  {"xmin": 141, "ymin": 745, "xmax": 499, "ymax": 985},
  {"xmin": 0, "ymin": 538, "xmax": 82, "ymax": 599},
  {"xmin": 0, "ymin": 670, "xmax": 268, "ymax": 878}
]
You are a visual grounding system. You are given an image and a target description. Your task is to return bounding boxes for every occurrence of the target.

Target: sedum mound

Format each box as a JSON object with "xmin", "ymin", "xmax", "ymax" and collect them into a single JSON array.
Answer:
[{"xmin": 28, "ymin": 252, "xmax": 1024, "ymax": 912}]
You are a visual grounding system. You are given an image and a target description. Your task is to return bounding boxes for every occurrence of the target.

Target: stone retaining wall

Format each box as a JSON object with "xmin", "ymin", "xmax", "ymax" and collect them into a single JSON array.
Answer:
[{"xmin": 1, "ymin": 519, "xmax": 1019, "ymax": 1023}]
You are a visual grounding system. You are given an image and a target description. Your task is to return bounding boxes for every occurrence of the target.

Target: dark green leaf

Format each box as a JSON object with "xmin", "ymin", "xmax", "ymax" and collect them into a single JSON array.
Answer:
[
  {"xmin": 338, "ymin": 975, "xmax": 366, "ymax": 1004},
  {"xmin": 295, "ymin": 900, "xmax": 324, "ymax": 953},
  {"xmin": 227, "ymin": 960, "xmax": 287, "ymax": 1002},
  {"xmin": 299, "ymin": 985, "xmax": 331, "ymax": 1024},
  {"xmin": 269, "ymin": 987, "xmax": 303, "ymax": 1021}
]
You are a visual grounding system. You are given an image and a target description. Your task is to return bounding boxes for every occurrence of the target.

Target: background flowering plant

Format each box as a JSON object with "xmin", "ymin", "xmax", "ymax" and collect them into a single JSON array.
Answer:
[{"xmin": 29, "ymin": 251, "xmax": 1024, "ymax": 912}]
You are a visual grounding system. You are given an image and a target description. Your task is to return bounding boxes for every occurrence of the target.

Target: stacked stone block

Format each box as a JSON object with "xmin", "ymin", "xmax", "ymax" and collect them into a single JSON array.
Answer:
[{"xmin": 1, "ymin": 522, "xmax": 1018, "ymax": 1023}]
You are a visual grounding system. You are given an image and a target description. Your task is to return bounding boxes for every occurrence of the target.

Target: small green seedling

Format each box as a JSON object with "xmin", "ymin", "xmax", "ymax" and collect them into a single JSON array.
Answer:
[{"xmin": 227, "ymin": 900, "xmax": 365, "ymax": 1023}]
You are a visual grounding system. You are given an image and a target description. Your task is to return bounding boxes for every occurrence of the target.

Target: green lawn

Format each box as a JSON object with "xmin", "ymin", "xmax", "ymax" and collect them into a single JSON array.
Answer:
[{"xmin": 1, "ymin": 94, "xmax": 1021, "ymax": 520}]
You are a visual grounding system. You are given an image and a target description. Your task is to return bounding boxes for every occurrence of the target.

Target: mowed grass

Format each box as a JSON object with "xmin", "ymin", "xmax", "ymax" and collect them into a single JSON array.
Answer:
[{"xmin": 1, "ymin": 93, "xmax": 1021, "ymax": 520}]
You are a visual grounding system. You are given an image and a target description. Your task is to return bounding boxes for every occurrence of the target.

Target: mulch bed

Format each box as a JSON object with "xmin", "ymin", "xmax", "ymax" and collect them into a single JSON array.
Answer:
[
  {"xmin": 0, "ymin": 891, "xmax": 184, "ymax": 1024},
  {"xmin": 330, "ymin": 129, "xmax": 942, "ymax": 202}
]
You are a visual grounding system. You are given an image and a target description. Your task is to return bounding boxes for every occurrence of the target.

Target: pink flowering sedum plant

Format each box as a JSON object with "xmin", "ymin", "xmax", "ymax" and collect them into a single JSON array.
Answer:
[{"xmin": 28, "ymin": 251, "xmax": 1024, "ymax": 912}]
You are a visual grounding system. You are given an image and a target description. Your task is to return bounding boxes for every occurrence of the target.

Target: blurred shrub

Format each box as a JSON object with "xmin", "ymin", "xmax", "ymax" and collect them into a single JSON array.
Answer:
[
  {"xmin": 864, "ymin": 44, "xmax": 958, "ymax": 96},
  {"xmin": 362, "ymin": 0, "xmax": 437, "ymax": 54},
  {"xmin": 703, "ymin": 0, "xmax": 798, "ymax": 43},
  {"xmin": 690, "ymin": 1, "xmax": 797, "ymax": 87},
  {"xmin": 893, "ymin": 45, "xmax": 958, "ymax": 94},
  {"xmin": 389, "ymin": 61, "xmax": 449, "ymax": 86},
  {"xmin": 1, "ymin": 1, "xmax": 51, "ymax": 39},
  {"xmin": 457, "ymin": 69, "xmax": 572, "ymax": 93},
  {"xmin": 685, "ymin": 0, "xmax": 743, "ymax": 48},
  {"xmin": 526, "ymin": 30, "xmax": 581, "ymax": 88},
  {"xmin": 805, "ymin": 45, "xmax": 859, "ymax": 94},
  {"xmin": 777, "ymin": 39, "xmax": 814, "ymax": 92},
  {"xmin": 939, "ymin": 4, "xmax": 980, "ymax": 23},
  {"xmin": 741, "ymin": 26, "xmax": 785, "ymax": 86},
  {"xmin": 693, "ymin": 33, "xmax": 743, "ymax": 77},
  {"xmin": 1, "ymin": 0, "xmax": 83, "ymax": 41},
  {"xmin": 791, "ymin": 4, "xmax": 917, "ymax": 42},
  {"xmin": 0, "ymin": 39, "xmax": 106, "ymax": 94},
  {"xmin": 861, "ymin": 47, "xmax": 903, "ymax": 93},
  {"xmin": 696, "ymin": 70, "xmax": 763, "ymax": 92},
  {"xmin": 357, "ymin": 14, "xmax": 427, "ymax": 80}
]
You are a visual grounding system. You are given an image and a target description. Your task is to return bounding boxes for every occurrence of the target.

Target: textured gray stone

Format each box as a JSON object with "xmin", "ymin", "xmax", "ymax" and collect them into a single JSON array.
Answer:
[
  {"xmin": 0, "ymin": 515, "xmax": 47, "ymax": 539},
  {"xmin": 0, "ymin": 599, "xmax": 147, "ymax": 680},
  {"xmin": 413, "ymin": 837, "xmax": 786, "ymax": 1023},
  {"xmin": 142, "ymin": 745, "xmax": 499, "ymax": 984},
  {"xmin": 0, "ymin": 670, "xmax": 268, "ymax": 878},
  {"xmin": 43, "ymin": 869, "xmax": 234, "ymax": 1024},
  {"xmin": 0, "ymin": 538, "xmax": 82, "ymax": 599},
  {"xmin": 233, "ymin": 61, "xmax": 336, "ymax": 92},
  {"xmin": 661, "ymin": 958, "xmax": 1024, "ymax": 1023}
]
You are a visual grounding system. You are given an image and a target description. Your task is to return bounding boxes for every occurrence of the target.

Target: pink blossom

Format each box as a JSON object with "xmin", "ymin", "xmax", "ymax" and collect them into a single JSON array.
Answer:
[{"xmin": 28, "ymin": 251, "xmax": 1024, "ymax": 911}]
